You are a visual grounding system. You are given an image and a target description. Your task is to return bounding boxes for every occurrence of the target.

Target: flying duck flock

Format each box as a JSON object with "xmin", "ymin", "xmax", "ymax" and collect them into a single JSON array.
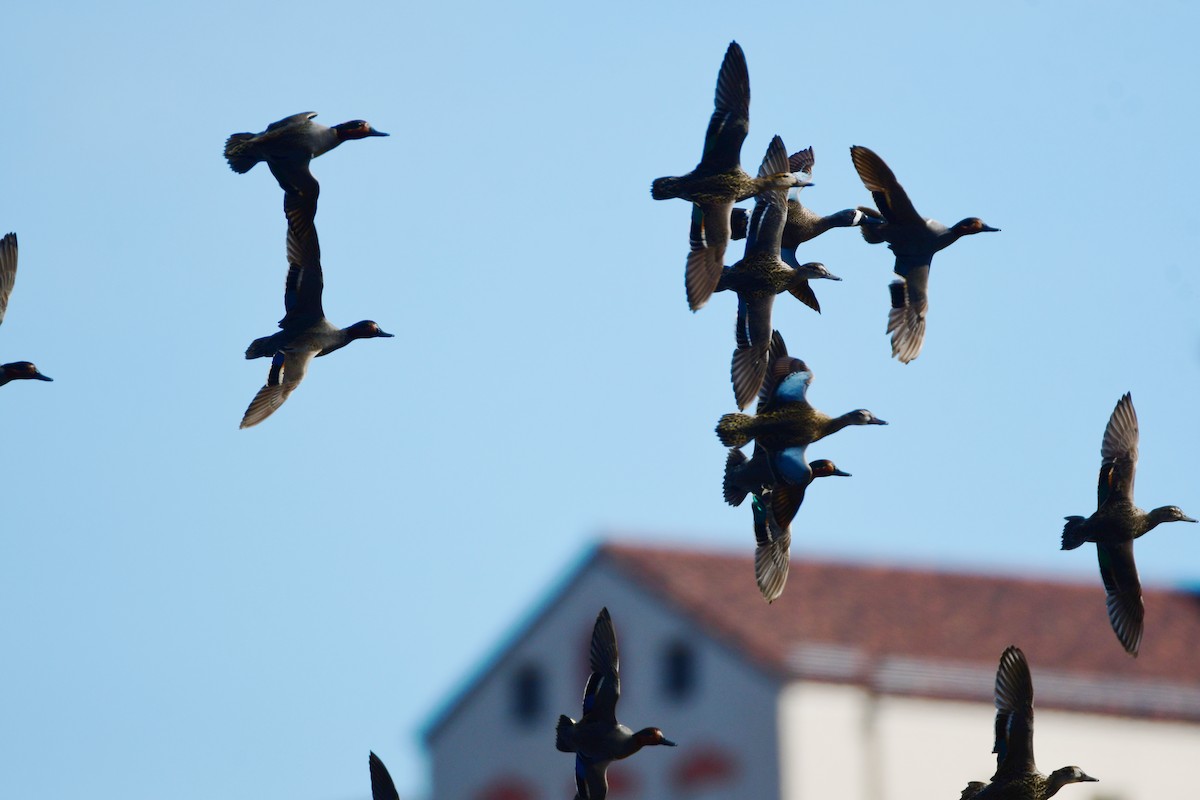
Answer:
[
  {"xmin": 600, "ymin": 39, "xmax": 1187, "ymax": 800},
  {"xmin": 3, "ymin": 37, "xmax": 1193, "ymax": 800}
]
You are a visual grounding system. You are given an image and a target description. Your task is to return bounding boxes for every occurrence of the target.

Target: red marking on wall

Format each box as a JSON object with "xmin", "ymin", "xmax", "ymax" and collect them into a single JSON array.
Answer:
[
  {"xmin": 475, "ymin": 775, "xmax": 537, "ymax": 800},
  {"xmin": 672, "ymin": 745, "xmax": 739, "ymax": 789}
]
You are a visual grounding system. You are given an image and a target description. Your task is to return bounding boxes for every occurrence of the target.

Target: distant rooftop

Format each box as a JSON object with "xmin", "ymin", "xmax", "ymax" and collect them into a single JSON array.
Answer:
[
  {"xmin": 426, "ymin": 541, "xmax": 1200, "ymax": 741},
  {"xmin": 605, "ymin": 542, "xmax": 1200, "ymax": 720}
]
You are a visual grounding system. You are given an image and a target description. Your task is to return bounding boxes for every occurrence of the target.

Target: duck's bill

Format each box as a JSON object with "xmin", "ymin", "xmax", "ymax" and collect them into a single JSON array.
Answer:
[
  {"xmin": 823, "ymin": 271, "xmax": 842, "ymax": 282},
  {"xmin": 832, "ymin": 469, "xmax": 851, "ymax": 477},
  {"xmin": 367, "ymin": 129, "xmax": 390, "ymax": 137},
  {"xmin": 34, "ymin": 373, "xmax": 53, "ymax": 381},
  {"xmin": 870, "ymin": 418, "xmax": 888, "ymax": 425},
  {"xmin": 661, "ymin": 738, "xmax": 677, "ymax": 747},
  {"xmin": 982, "ymin": 225, "xmax": 1000, "ymax": 232},
  {"xmin": 785, "ymin": 172, "xmax": 813, "ymax": 188},
  {"xmin": 377, "ymin": 330, "xmax": 396, "ymax": 338},
  {"xmin": 1183, "ymin": 515, "xmax": 1198, "ymax": 523}
]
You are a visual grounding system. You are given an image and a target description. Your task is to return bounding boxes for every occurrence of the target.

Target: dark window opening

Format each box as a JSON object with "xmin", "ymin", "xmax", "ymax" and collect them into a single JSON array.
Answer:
[
  {"xmin": 662, "ymin": 640, "xmax": 697, "ymax": 701},
  {"xmin": 510, "ymin": 663, "xmax": 543, "ymax": 725}
]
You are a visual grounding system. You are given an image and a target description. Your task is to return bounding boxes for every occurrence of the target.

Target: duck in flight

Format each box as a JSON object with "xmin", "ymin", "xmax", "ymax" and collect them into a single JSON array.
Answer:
[
  {"xmin": 849, "ymin": 145, "xmax": 997, "ymax": 363},
  {"xmin": 722, "ymin": 332, "xmax": 852, "ymax": 601},
  {"xmin": 0, "ymin": 233, "xmax": 52, "ymax": 387},
  {"xmin": 730, "ymin": 146, "xmax": 872, "ymax": 311},
  {"xmin": 716, "ymin": 333, "xmax": 886, "ymax": 454},
  {"xmin": 224, "ymin": 111, "xmax": 388, "ymax": 197},
  {"xmin": 960, "ymin": 646, "xmax": 1097, "ymax": 799},
  {"xmin": 715, "ymin": 139, "xmax": 839, "ymax": 409},
  {"xmin": 1061, "ymin": 393, "xmax": 1195, "ymax": 655},
  {"xmin": 651, "ymin": 42, "xmax": 810, "ymax": 311},
  {"xmin": 556, "ymin": 607, "xmax": 675, "ymax": 799},
  {"xmin": 239, "ymin": 191, "xmax": 393, "ymax": 428}
]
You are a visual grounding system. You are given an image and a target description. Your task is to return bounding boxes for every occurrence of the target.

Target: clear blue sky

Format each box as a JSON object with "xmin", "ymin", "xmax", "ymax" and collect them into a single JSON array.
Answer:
[{"xmin": 2, "ymin": 2, "xmax": 1198, "ymax": 798}]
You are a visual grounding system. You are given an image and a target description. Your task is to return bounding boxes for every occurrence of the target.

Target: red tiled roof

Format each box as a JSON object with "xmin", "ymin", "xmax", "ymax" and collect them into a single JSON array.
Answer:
[{"xmin": 602, "ymin": 542, "xmax": 1200, "ymax": 721}]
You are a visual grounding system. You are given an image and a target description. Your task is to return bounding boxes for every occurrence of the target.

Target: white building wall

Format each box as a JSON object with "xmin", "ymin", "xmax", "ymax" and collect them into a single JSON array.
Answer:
[
  {"xmin": 778, "ymin": 682, "xmax": 875, "ymax": 800},
  {"xmin": 428, "ymin": 561, "xmax": 785, "ymax": 800},
  {"xmin": 780, "ymin": 690, "xmax": 1200, "ymax": 800},
  {"xmin": 431, "ymin": 561, "xmax": 1200, "ymax": 800}
]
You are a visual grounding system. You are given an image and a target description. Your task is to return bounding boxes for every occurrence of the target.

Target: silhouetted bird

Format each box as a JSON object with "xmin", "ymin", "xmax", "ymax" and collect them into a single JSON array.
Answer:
[
  {"xmin": 960, "ymin": 646, "xmax": 1098, "ymax": 799},
  {"xmin": 1061, "ymin": 393, "xmax": 1195, "ymax": 655},
  {"xmin": 225, "ymin": 112, "xmax": 388, "ymax": 197},
  {"xmin": 716, "ymin": 336, "xmax": 886, "ymax": 453},
  {"xmin": 721, "ymin": 333, "xmax": 853, "ymax": 601},
  {"xmin": 0, "ymin": 233, "xmax": 52, "ymax": 387},
  {"xmin": 556, "ymin": 607, "xmax": 675, "ymax": 799},
  {"xmin": 240, "ymin": 191, "xmax": 393, "ymax": 428},
  {"xmin": 849, "ymin": 145, "xmax": 997, "ymax": 363},
  {"xmin": 726, "ymin": 451, "xmax": 849, "ymax": 602},
  {"xmin": 651, "ymin": 42, "xmax": 810, "ymax": 311},
  {"xmin": 730, "ymin": 146, "xmax": 871, "ymax": 312},
  {"xmin": 716, "ymin": 139, "xmax": 840, "ymax": 409}
]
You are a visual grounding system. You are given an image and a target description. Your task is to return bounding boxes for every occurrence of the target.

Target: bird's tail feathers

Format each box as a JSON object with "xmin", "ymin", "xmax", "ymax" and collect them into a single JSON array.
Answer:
[
  {"xmin": 224, "ymin": 133, "xmax": 261, "ymax": 174},
  {"xmin": 555, "ymin": 715, "xmax": 577, "ymax": 752},
  {"xmin": 651, "ymin": 177, "xmax": 681, "ymax": 200},
  {"xmin": 1061, "ymin": 516, "xmax": 1088, "ymax": 550},
  {"xmin": 723, "ymin": 448, "xmax": 749, "ymax": 506},
  {"xmin": 716, "ymin": 413, "xmax": 754, "ymax": 447},
  {"xmin": 245, "ymin": 334, "xmax": 280, "ymax": 360}
]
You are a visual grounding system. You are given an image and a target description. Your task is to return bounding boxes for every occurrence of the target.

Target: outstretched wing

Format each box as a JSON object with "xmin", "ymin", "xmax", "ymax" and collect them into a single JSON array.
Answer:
[
  {"xmin": 239, "ymin": 350, "xmax": 315, "ymax": 429},
  {"xmin": 685, "ymin": 202, "xmax": 731, "ymax": 311},
  {"xmin": 369, "ymin": 752, "xmax": 400, "ymax": 800},
  {"xmin": 752, "ymin": 492, "xmax": 791, "ymax": 603},
  {"xmin": 0, "ymin": 232, "xmax": 16, "ymax": 326},
  {"xmin": 697, "ymin": 42, "xmax": 750, "ymax": 173},
  {"xmin": 991, "ymin": 645, "xmax": 1037, "ymax": 779},
  {"xmin": 744, "ymin": 136, "xmax": 789, "ymax": 257},
  {"xmin": 765, "ymin": 354, "xmax": 813, "ymax": 408},
  {"xmin": 788, "ymin": 146, "xmax": 815, "ymax": 176},
  {"xmin": 886, "ymin": 260, "xmax": 930, "ymax": 364},
  {"xmin": 582, "ymin": 607, "xmax": 620, "ymax": 724},
  {"xmin": 1098, "ymin": 392, "xmax": 1138, "ymax": 506},
  {"xmin": 575, "ymin": 753, "xmax": 610, "ymax": 800},
  {"xmin": 850, "ymin": 145, "xmax": 923, "ymax": 226},
  {"xmin": 278, "ymin": 189, "xmax": 325, "ymax": 329},
  {"xmin": 1098, "ymin": 541, "xmax": 1144, "ymax": 656}
]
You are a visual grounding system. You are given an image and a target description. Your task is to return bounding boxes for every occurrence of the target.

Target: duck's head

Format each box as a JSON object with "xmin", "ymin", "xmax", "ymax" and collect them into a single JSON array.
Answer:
[
  {"xmin": 1, "ymin": 361, "xmax": 53, "ymax": 382},
  {"xmin": 334, "ymin": 120, "xmax": 390, "ymax": 140},
  {"xmin": 838, "ymin": 208, "xmax": 869, "ymax": 227},
  {"xmin": 1148, "ymin": 505, "xmax": 1197, "ymax": 526},
  {"xmin": 1045, "ymin": 766, "xmax": 1098, "ymax": 797},
  {"xmin": 786, "ymin": 172, "xmax": 814, "ymax": 192},
  {"xmin": 847, "ymin": 409, "xmax": 887, "ymax": 426},
  {"xmin": 347, "ymin": 321, "xmax": 395, "ymax": 340},
  {"xmin": 810, "ymin": 459, "xmax": 851, "ymax": 478},
  {"xmin": 953, "ymin": 217, "xmax": 1000, "ymax": 235},
  {"xmin": 794, "ymin": 261, "xmax": 841, "ymax": 282},
  {"xmin": 633, "ymin": 728, "xmax": 676, "ymax": 748}
]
